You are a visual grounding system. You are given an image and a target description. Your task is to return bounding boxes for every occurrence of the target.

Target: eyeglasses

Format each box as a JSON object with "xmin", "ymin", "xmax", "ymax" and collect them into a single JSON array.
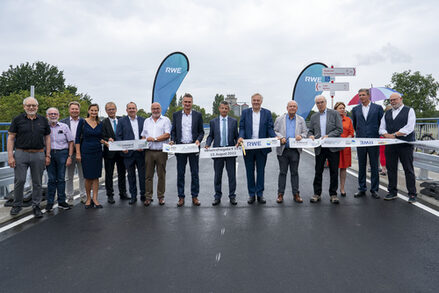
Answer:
[
  {"xmin": 48, "ymin": 113, "xmax": 58, "ymax": 116},
  {"xmin": 25, "ymin": 104, "xmax": 38, "ymax": 107},
  {"xmin": 316, "ymin": 101, "xmax": 325, "ymax": 105}
]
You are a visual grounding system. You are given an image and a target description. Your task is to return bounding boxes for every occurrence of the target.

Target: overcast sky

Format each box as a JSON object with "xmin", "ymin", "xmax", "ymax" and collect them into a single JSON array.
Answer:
[{"xmin": 1, "ymin": 0, "xmax": 438, "ymax": 116}]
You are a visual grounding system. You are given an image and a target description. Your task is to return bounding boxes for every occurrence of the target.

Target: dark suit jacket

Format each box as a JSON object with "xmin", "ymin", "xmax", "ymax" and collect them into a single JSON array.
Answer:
[
  {"xmin": 238, "ymin": 108, "xmax": 276, "ymax": 154},
  {"xmin": 307, "ymin": 108, "xmax": 343, "ymax": 155},
  {"xmin": 115, "ymin": 116, "xmax": 145, "ymax": 157},
  {"xmin": 102, "ymin": 117, "xmax": 122, "ymax": 159},
  {"xmin": 206, "ymin": 116, "xmax": 239, "ymax": 147},
  {"xmin": 351, "ymin": 103, "xmax": 384, "ymax": 138},
  {"xmin": 171, "ymin": 110, "xmax": 204, "ymax": 144}
]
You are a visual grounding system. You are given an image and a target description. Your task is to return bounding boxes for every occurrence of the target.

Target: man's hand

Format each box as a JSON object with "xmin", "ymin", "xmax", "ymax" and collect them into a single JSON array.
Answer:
[
  {"xmin": 169, "ymin": 141, "xmax": 174, "ymax": 145},
  {"xmin": 236, "ymin": 137, "xmax": 244, "ymax": 147},
  {"xmin": 322, "ymin": 135, "xmax": 328, "ymax": 139},
  {"xmin": 383, "ymin": 133, "xmax": 394, "ymax": 139},
  {"xmin": 108, "ymin": 138, "xmax": 114, "ymax": 142},
  {"xmin": 195, "ymin": 140, "xmax": 200, "ymax": 146},
  {"xmin": 205, "ymin": 145, "xmax": 210, "ymax": 149},
  {"xmin": 122, "ymin": 150, "xmax": 128, "ymax": 154},
  {"xmin": 76, "ymin": 154, "xmax": 81, "ymax": 162},
  {"xmin": 146, "ymin": 137, "xmax": 154, "ymax": 142},
  {"xmin": 309, "ymin": 135, "xmax": 315, "ymax": 141},
  {"xmin": 45, "ymin": 156, "xmax": 51, "ymax": 166},
  {"xmin": 8, "ymin": 156, "xmax": 15, "ymax": 168},
  {"xmin": 66, "ymin": 157, "xmax": 72, "ymax": 167},
  {"xmin": 295, "ymin": 135, "xmax": 303, "ymax": 141},
  {"xmin": 280, "ymin": 137, "xmax": 287, "ymax": 145}
]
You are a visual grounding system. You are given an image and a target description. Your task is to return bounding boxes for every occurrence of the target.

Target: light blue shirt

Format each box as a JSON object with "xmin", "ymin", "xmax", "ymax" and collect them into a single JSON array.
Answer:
[
  {"xmin": 219, "ymin": 116, "xmax": 228, "ymax": 147},
  {"xmin": 319, "ymin": 109, "xmax": 327, "ymax": 137},
  {"xmin": 285, "ymin": 115, "xmax": 296, "ymax": 148}
]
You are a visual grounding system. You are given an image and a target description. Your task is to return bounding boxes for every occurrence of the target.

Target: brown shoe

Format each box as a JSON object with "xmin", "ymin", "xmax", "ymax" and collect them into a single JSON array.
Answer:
[
  {"xmin": 159, "ymin": 198, "xmax": 165, "ymax": 205},
  {"xmin": 293, "ymin": 193, "xmax": 303, "ymax": 203},
  {"xmin": 276, "ymin": 194, "xmax": 283, "ymax": 203},
  {"xmin": 192, "ymin": 197, "xmax": 201, "ymax": 206},
  {"xmin": 143, "ymin": 199, "xmax": 151, "ymax": 207},
  {"xmin": 177, "ymin": 197, "xmax": 185, "ymax": 207}
]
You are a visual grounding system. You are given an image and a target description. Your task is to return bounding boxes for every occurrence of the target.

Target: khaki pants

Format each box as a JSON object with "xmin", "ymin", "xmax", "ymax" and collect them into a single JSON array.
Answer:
[{"xmin": 145, "ymin": 150, "xmax": 168, "ymax": 199}]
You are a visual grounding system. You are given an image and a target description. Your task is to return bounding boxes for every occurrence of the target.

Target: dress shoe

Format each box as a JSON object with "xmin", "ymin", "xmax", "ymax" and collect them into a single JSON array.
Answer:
[
  {"xmin": 107, "ymin": 196, "xmax": 115, "ymax": 204},
  {"xmin": 354, "ymin": 191, "xmax": 366, "ymax": 198},
  {"xmin": 257, "ymin": 196, "xmax": 266, "ymax": 204},
  {"xmin": 310, "ymin": 195, "xmax": 321, "ymax": 203},
  {"xmin": 277, "ymin": 194, "xmax": 284, "ymax": 204},
  {"xmin": 192, "ymin": 197, "xmax": 201, "ymax": 206},
  {"xmin": 230, "ymin": 197, "xmax": 237, "ymax": 205},
  {"xmin": 247, "ymin": 196, "xmax": 256, "ymax": 204},
  {"xmin": 384, "ymin": 193, "xmax": 397, "ymax": 201},
  {"xmin": 212, "ymin": 198, "xmax": 221, "ymax": 206},
  {"xmin": 120, "ymin": 194, "xmax": 130, "ymax": 200},
  {"xmin": 45, "ymin": 203, "xmax": 54, "ymax": 212},
  {"xmin": 370, "ymin": 191, "xmax": 380, "ymax": 199},
  {"xmin": 144, "ymin": 199, "xmax": 152, "ymax": 207},
  {"xmin": 340, "ymin": 192, "xmax": 347, "ymax": 197},
  {"xmin": 129, "ymin": 198, "xmax": 137, "ymax": 205},
  {"xmin": 33, "ymin": 206, "xmax": 43, "ymax": 218},
  {"xmin": 92, "ymin": 199, "xmax": 103, "ymax": 208},
  {"xmin": 140, "ymin": 195, "xmax": 146, "ymax": 202},
  {"xmin": 177, "ymin": 197, "xmax": 185, "ymax": 207},
  {"xmin": 159, "ymin": 198, "xmax": 165, "ymax": 205},
  {"xmin": 294, "ymin": 193, "xmax": 303, "ymax": 203},
  {"xmin": 10, "ymin": 206, "xmax": 22, "ymax": 216},
  {"xmin": 330, "ymin": 195, "xmax": 340, "ymax": 204}
]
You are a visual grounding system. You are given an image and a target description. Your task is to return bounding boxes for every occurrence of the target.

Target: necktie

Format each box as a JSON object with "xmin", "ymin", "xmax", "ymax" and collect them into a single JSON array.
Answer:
[
  {"xmin": 113, "ymin": 119, "xmax": 117, "ymax": 133},
  {"xmin": 221, "ymin": 118, "xmax": 227, "ymax": 147}
]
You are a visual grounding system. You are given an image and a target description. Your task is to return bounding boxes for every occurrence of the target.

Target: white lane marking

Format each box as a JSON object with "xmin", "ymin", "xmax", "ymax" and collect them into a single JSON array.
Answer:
[
  {"xmin": 215, "ymin": 252, "xmax": 221, "ymax": 263},
  {"xmin": 236, "ymin": 162, "xmax": 239, "ymax": 174},
  {"xmin": 224, "ymin": 210, "xmax": 227, "ymax": 216},
  {"xmin": 221, "ymin": 227, "xmax": 225, "ymax": 235},
  {"xmin": 303, "ymin": 149, "xmax": 439, "ymax": 218}
]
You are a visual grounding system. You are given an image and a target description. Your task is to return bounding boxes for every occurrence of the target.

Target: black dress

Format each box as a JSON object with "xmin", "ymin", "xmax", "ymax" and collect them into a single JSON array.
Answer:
[{"xmin": 75, "ymin": 120, "xmax": 103, "ymax": 179}]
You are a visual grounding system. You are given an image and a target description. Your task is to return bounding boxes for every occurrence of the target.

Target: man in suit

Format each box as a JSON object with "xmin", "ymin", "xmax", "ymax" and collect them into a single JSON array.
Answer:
[
  {"xmin": 379, "ymin": 93, "xmax": 417, "ymax": 202},
  {"xmin": 351, "ymin": 88, "xmax": 384, "ymax": 199},
  {"xmin": 171, "ymin": 93, "xmax": 204, "ymax": 207},
  {"xmin": 116, "ymin": 102, "xmax": 146, "ymax": 205},
  {"xmin": 308, "ymin": 95, "xmax": 343, "ymax": 204},
  {"xmin": 274, "ymin": 100, "xmax": 308, "ymax": 204},
  {"xmin": 236, "ymin": 93, "xmax": 277, "ymax": 204},
  {"xmin": 101, "ymin": 102, "xmax": 128, "ymax": 204},
  {"xmin": 205, "ymin": 100, "xmax": 239, "ymax": 206},
  {"xmin": 61, "ymin": 101, "xmax": 86, "ymax": 204}
]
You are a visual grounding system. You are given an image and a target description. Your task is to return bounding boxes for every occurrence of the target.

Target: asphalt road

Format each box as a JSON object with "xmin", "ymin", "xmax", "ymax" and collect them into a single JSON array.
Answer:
[{"xmin": 1, "ymin": 151, "xmax": 439, "ymax": 293}]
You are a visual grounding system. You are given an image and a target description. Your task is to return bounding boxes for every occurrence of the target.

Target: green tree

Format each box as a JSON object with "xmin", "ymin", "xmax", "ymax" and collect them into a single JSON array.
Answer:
[
  {"xmin": 0, "ymin": 61, "xmax": 66, "ymax": 96},
  {"xmin": 387, "ymin": 70, "xmax": 439, "ymax": 118},
  {"xmin": 271, "ymin": 112, "xmax": 278, "ymax": 123},
  {"xmin": 137, "ymin": 109, "xmax": 151, "ymax": 118},
  {"xmin": 212, "ymin": 94, "xmax": 224, "ymax": 116}
]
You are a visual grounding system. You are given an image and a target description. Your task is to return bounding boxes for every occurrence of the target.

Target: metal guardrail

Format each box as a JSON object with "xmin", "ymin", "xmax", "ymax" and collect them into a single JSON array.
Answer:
[
  {"xmin": 414, "ymin": 152, "xmax": 439, "ymax": 180},
  {"xmin": 0, "ymin": 122, "xmax": 10, "ymax": 152}
]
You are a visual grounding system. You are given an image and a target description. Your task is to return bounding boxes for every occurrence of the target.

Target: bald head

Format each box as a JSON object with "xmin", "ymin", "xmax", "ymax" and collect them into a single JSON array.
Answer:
[{"xmin": 389, "ymin": 93, "xmax": 403, "ymax": 109}]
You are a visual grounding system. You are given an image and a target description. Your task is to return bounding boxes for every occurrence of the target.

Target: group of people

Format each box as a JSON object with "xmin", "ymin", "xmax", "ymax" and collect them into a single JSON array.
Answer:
[{"xmin": 7, "ymin": 89, "xmax": 417, "ymax": 218}]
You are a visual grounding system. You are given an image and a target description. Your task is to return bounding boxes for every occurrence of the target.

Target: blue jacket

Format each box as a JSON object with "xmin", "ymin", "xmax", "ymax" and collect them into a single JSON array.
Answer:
[
  {"xmin": 351, "ymin": 103, "xmax": 384, "ymax": 138},
  {"xmin": 115, "ymin": 116, "xmax": 145, "ymax": 157},
  {"xmin": 206, "ymin": 116, "xmax": 239, "ymax": 147}
]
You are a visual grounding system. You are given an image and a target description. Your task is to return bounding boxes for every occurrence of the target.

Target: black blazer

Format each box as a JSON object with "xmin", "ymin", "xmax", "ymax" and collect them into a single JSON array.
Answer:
[
  {"xmin": 102, "ymin": 117, "xmax": 122, "ymax": 159},
  {"xmin": 351, "ymin": 103, "xmax": 384, "ymax": 138},
  {"xmin": 206, "ymin": 116, "xmax": 238, "ymax": 147},
  {"xmin": 115, "ymin": 116, "xmax": 145, "ymax": 157},
  {"xmin": 171, "ymin": 110, "xmax": 204, "ymax": 144}
]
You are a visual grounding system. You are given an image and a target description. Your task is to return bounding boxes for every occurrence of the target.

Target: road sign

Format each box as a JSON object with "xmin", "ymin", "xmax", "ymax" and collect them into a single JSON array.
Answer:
[
  {"xmin": 316, "ymin": 82, "xmax": 349, "ymax": 91},
  {"xmin": 322, "ymin": 67, "xmax": 356, "ymax": 77}
]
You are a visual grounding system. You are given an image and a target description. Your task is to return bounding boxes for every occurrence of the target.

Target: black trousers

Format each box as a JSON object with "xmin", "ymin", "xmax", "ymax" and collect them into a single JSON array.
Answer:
[
  {"xmin": 104, "ymin": 152, "xmax": 126, "ymax": 197},
  {"xmin": 213, "ymin": 157, "xmax": 236, "ymax": 199},
  {"xmin": 385, "ymin": 144, "xmax": 417, "ymax": 197},
  {"xmin": 313, "ymin": 148, "xmax": 340, "ymax": 196}
]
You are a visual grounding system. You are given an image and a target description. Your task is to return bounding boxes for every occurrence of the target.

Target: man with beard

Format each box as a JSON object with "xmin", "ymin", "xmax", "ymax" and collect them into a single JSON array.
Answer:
[
  {"xmin": 141, "ymin": 102, "xmax": 171, "ymax": 206},
  {"xmin": 8, "ymin": 97, "xmax": 51, "ymax": 218}
]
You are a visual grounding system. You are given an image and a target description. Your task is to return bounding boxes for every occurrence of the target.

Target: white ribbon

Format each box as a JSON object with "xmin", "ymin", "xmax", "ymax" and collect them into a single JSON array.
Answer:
[
  {"xmin": 242, "ymin": 138, "xmax": 280, "ymax": 150},
  {"xmin": 162, "ymin": 143, "xmax": 199, "ymax": 153},
  {"xmin": 287, "ymin": 137, "xmax": 439, "ymax": 148},
  {"xmin": 109, "ymin": 140, "xmax": 149, "ymax": 151},
  {"xmin": 200, "ymin": 146, "xmax": 243, "ymax": 159}
]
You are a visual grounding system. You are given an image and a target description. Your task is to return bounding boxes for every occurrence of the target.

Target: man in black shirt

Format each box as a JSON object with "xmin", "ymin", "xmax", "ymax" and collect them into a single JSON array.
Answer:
[{"xmin": 7, "ymin": 97, "xmax": 51, "ymax": 218}]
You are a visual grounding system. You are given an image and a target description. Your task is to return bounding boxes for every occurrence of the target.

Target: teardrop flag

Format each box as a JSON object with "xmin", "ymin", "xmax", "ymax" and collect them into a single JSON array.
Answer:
[
  {"xmin": 152, "ymin": 52, "xmax": 190, "ymax": 115},
  {"xmin": 292, "ymin": 62, "xmax": 328, "ymax": 119}
]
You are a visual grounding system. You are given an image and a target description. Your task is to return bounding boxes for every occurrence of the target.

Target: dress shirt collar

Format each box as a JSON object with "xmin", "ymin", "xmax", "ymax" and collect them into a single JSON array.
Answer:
[
  {"xmin": 70, "ymin": 116, "xmax": 80, "ymax": 122},
  {"xmin": 182, "ymin": 110, "xmax": 192, "ymax": 116},
  {"xmin": 129, "ymin": 115, "xmax": 138, "ymax": 121},
  {"xmin": 319, "ymin": 108, "xmax": 327, "ymax": 115}
]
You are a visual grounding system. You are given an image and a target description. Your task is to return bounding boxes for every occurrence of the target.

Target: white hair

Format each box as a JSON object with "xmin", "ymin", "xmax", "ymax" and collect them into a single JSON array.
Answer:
[
  {"xmin": 23, "ymin": 97, "xmax": 38, "ymax": 105},
  {"xmin": 314, "ymin": 95, "xmax": 327, "ymax": 102},
  {"xmin": 46, "ymin": 107, "xmax": 59, "ymax": 114},
  {"xmin": 288, "ymin": 100, "xmax": 298, "ymax": 107}
]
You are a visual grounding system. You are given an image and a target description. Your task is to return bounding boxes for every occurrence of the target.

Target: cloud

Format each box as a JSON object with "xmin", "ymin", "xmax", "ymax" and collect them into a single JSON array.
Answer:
[{"xmin": 356, "ymin": 43, "xmax": 412, "ymax": 66}]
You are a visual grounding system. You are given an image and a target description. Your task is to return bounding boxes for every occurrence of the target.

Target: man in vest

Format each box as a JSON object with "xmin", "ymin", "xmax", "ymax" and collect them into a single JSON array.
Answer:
[{"xmin": 379, "ymin": 93, "xmax": 417, "ymax": 202}]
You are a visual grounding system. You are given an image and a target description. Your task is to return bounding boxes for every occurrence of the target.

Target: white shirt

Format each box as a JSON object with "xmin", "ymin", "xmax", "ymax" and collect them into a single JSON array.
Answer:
[
  {"xmin": 362, "ymin": 102, "xmax": 371, "ymax": 120},
  {"xmin": 319, "ymin": 109, "xmax": 327, "ymax": 137},
  {"xmin": 141, "ymin": 115, "xmax": 172, "ymax": 150},
  {"xmin": 129, "ymin": 116, "xmax": 139, "ymax": 140},
  {"xmin": 252, "ymin": 110, "xmax": 260, "ymax": 139},
  {"xmin": 379, "ymin": 104, "xmax": 416, "ymax": 136},
  {"xmin": 181, "ymin": 110, "xmax": 192, "ymax": 143},
  {"xmin": 70, "ymin": 117, "xmax": 80, "ymax": 140}
]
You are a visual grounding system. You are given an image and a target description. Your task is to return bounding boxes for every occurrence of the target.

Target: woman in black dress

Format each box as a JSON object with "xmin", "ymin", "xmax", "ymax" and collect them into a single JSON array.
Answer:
[{"xmin": 75, "ymin": 104, "xmax": 107, "ymax": 208}]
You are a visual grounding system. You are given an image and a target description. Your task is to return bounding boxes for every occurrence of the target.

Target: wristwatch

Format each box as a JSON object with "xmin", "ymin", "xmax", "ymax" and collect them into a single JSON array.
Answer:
[{"xmin": 154, "ymin": 137, "xmax": 158, "ymax": 142}]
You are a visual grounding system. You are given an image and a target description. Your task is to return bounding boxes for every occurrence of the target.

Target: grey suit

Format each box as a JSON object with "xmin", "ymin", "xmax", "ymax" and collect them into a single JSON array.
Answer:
[
  {"xmin": 274, "ymin": 113, "xmax": 308, "ymax": 195},
  {"xmin": 308, "ymin": 109, "xmax": 343, "ymax": 196}
]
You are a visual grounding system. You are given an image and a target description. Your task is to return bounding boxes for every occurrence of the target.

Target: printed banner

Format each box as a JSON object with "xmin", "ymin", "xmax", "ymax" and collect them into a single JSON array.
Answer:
[
  {"xmin": 152, "ymin": 52, "xmax": 190, "ymax": 115},
  {"xmin": 162, "ymin": 143, "xmax": 199, "ymax": 153},
  {"xmin": 200, "ymin": 146, "xmax": 243, "ymax": 159},
  {"xmin": 109, "ymin": 140, "xmax": 149, "ymax": 151},
  {"xmin": 287, "ymin": 138, "xmax": 322, "ymax": 148},
  {"xmin": 287, "ymin": 137, "xmax": 432, "ymax": 148},
  {"xmin": 242, "ymin": 138, "xmax": 280, "ymax": 150},
  {"xmin": 292, "ymin": 62, "xmax": 328, "ymax": 120}
]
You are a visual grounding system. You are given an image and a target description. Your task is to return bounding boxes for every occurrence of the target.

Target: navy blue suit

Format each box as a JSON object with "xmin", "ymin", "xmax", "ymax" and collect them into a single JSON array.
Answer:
[
  {"xmin": 239, "ymin": 108, "xmax": 276, "ymax": 197},
  {"xmin": 206, "ymin": 116, "xmax": 239, "ymax": 199},
  {"xmin": 351, "ymin": 103, "xmax": 384, "ymax": 193},
  {"xmin": 171, "ymin": 110, "xmax": 204, "ymax": 198},
  {"xmin": 115, "ymin": 116, "xmax": 146, "ymax": 199}
]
